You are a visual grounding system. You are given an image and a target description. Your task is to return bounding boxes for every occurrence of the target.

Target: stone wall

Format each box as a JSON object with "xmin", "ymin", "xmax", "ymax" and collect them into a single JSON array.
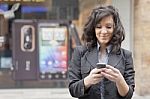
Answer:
[{"xmin": 134, "ymin": 0, "xmax": 150, "ymax": 95}]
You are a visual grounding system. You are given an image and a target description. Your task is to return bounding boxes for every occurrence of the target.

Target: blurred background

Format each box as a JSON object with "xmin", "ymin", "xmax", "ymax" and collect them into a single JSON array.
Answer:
[{"xmin": 0, "ymin": 0, "xmax": 150, "ymax": 99}]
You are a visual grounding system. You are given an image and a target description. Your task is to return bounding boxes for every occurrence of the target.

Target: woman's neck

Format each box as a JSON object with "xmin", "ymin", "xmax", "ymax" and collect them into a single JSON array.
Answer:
[{"xmin": 100, "ymin": 44, "xmax": 107, "ymax": 52}]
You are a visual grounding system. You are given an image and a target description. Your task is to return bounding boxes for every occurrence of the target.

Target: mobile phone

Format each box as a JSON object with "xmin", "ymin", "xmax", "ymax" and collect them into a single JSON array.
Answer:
[{"xmin": 96, "ymin": 63, "xmax": 106, "ymax": 69}]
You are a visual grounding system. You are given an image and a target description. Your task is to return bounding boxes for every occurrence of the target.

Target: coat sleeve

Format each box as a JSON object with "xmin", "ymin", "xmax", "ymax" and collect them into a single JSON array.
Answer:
[
  {"xmin": 68, "ymin": 46, "xmax": 88, "ymax": 98},
  {"xmin": 119, "ymin": 49, "xmax": 135, "ymax": 99}
]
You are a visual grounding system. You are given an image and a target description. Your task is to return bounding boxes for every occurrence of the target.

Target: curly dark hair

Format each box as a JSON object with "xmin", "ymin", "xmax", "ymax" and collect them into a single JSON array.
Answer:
[{"xmin": 81, "ymin": 5, "xmax": 125, "ymax": 53}]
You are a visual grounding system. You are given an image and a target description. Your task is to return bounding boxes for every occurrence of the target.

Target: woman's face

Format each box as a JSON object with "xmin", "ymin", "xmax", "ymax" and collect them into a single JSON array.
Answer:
[{"xmin": 95, "ymin": 15, "xmax": 114, "ymax": 46}]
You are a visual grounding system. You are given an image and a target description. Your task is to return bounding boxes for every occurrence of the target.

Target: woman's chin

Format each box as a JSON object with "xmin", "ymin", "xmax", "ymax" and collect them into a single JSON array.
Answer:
[{"xmin": 99, "ymin": 40, "xmax": 109, "ymax": 45}]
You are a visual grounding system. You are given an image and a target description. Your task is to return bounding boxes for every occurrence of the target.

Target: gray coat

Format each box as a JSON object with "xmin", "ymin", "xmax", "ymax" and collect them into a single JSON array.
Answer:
[{"xmin": 68, "ymin": 46, "xmax": 135, "ymax": 99}]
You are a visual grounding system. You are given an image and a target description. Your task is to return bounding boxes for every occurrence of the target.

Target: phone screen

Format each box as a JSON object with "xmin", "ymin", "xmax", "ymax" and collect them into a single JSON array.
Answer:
[{"xmin": 38, "ymin": 24, "xmax": 68, "ymax": 78}]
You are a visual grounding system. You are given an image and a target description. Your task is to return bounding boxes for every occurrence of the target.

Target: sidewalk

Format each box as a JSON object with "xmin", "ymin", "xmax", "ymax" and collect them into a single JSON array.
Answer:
[
  {"xmin": 0, "ymin": 88, "xmax": 76, "ymax": 99},
  {"xmin": 0, "ymin": 88, "xmax": 150, "ymax": 99},
  {"xmin": 132, "ymin": 93, "xmax": 150, "ymax": 99}
]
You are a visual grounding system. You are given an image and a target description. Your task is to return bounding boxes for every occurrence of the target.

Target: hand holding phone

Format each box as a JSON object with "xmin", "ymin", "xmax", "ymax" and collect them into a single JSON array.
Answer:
[{"xmin": 96, "ymin": 63, "xmax": 106, "ymax": 69}]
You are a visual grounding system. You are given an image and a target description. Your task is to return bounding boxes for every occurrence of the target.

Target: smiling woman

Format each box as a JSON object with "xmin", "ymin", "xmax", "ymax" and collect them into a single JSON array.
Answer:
[
  {"xmin": 68, "ymin": 5, "xmax": 135, "ymax": 99},
  {"xmin": 95, "ymin": 15, "xmax": 114, "ymax": 47}
]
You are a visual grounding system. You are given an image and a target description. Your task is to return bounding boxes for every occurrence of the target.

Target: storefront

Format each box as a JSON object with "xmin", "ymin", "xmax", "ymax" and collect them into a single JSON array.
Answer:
[{"xmin": 0, "ymin": 0, "xmax": 80, "ymax": 88}]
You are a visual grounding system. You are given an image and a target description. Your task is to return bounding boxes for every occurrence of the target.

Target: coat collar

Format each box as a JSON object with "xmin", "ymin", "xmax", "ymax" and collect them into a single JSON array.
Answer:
[
  {"xmin": 97, "ymin": 43, "xmax": 112, "ymax": 54},
  {"xmin": 85, "ymin": 47, "xmax": 122, "ymax": 68}
]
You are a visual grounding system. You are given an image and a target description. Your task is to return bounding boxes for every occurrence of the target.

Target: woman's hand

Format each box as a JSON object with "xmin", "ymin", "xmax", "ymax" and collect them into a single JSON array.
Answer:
[
  {"xmin": 101, "ymin": 65, "xmax": 129, "ymax": 97},
  {"xmin": 100, "ymin": 65, "xmax": 124, "ymax": 83},
  {"xmin": 84, "ymin": 68, "xmax": 104, "ymax": 89}
]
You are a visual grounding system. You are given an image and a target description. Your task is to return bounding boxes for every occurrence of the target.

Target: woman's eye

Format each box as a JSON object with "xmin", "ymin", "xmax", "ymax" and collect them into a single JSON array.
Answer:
[
  {"xmin": 96, "ymin": 26, "xmax": 101, "ymax": 28},
  {"xmin": 106, "ymin": 26, "xmax": 113, "ymax": 29}
]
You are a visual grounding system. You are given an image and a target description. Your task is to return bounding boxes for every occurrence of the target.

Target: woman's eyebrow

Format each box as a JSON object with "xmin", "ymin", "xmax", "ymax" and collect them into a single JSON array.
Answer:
[{"xmin": 106, "ymin": 23, "xmax": 114, "ymax": 26}]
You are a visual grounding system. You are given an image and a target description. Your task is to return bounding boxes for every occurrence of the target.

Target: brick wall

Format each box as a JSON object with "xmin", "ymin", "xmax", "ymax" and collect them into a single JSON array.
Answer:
[{"xmin": 134, "ymin": 0, "xmax": 150, "ymax": 95}]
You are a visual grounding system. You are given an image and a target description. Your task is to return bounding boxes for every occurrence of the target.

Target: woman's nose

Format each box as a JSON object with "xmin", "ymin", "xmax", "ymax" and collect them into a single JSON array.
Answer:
[{"xmin": 101, "ymin": 28, "xmax": 107, "ymax": 34}]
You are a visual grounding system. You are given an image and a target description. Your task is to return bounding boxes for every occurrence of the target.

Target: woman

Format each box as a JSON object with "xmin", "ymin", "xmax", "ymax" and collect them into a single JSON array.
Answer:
[{"xmin": 68, "ymin": 5, "xmax": 135, "ymax": 99}]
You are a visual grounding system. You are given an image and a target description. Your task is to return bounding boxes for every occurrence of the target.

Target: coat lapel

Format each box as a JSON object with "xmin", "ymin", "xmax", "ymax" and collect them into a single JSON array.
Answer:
[
  {"xmin": 108, "ymin": 52, "xmax": 122, "ymax": 67},
  {"xmin": 85, "ymin": 47, "xmax": 98, "ymax": 68}
]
